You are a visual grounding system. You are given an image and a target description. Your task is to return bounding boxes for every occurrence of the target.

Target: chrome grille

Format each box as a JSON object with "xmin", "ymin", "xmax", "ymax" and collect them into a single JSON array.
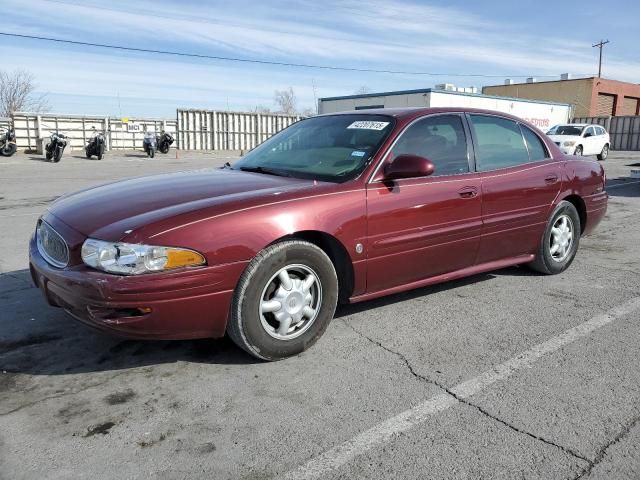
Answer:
[{"xmin": 37, "ymin": 220, "xmax": 69, "ymax": 268}]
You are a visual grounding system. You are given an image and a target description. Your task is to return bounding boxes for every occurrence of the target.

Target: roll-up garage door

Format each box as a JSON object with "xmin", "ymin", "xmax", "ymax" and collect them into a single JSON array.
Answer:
[
  {"xmin": 596, "ymin": 94, "xmax": 616, "ymax": 116},
  {"xmin": 621, "ymin": 96, "xmax": 640, "ymax": 116}
]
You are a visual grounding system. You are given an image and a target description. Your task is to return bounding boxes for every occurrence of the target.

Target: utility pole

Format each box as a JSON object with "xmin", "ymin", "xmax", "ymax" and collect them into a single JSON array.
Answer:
[{"xmin": 592, "ymin": 39, "xmax": 609, "ymax": 77}]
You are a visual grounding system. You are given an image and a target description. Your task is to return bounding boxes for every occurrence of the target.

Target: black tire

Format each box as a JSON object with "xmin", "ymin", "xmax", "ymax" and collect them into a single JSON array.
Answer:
[
  {"xmin": 86, "ymin": 149, "xmax": 92, "ymax": 159},
  {"xmin": 45, "ymin": 150, "xmax": 53, "ymax": 161},
  {"xmin": 98, "ymin": 145, "xmax": 104, "ymax": 160},
  {"xmin": 159, "ymin": 144, "xmax": 169, "ymax": 154},
  {"xmin": 53, "ymin": 147, "xmax": 63, "ymax": 163},
  {"xmin": 149, "ymin": 148, "xmax": 155, "ymax": 158},
  {"xmin": 227, "ymin": 240, "xmax": 338, "ymax": 361},
  {"xmin": 529, "ymin": 201, "xmax": 581, "ymax": 275},
  {"xmin": 574, "ymin": 145, "xmax": 583, "ymax": 156},
  {"xmin": 597, "ymin": 144, "xmax": 609, "ymax": 161},
  {"xmin": 1, "ymin": 143, "xmax": 16, "ymax": 156}
]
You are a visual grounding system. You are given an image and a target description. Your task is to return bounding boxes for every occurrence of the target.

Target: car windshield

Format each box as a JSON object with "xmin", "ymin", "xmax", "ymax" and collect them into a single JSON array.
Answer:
[
  {"xmin": 547, "ymin": 125, "xmax": 585, "ymax": 136},
  {"xmin": 232, "ymin": 114, "xmax": 394, "ymax": 183}
]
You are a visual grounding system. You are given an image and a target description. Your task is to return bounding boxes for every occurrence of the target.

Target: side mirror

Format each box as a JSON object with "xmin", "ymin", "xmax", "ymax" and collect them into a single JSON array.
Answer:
[{"xmin": 384, "ymin": 154, "xmax": 435, "ymax": 180}]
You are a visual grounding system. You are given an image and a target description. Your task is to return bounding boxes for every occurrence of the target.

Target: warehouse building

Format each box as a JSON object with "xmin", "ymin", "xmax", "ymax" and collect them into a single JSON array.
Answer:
[
  {"xmin": 318, "ymin": 85, "xmax": 573, "ymax": 129},
  {"xmin": 483, "ymin": 76, "xmax": 640, "ymax": 118}
]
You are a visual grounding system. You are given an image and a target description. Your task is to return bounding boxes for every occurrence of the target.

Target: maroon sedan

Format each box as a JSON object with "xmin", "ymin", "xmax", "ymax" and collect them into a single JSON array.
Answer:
[{"xmin": 30, "ymin": 108, "xmax": 607, "ymax": 360}]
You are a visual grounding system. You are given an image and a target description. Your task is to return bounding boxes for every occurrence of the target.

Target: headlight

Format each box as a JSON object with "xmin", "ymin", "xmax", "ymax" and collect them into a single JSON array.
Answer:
[
  {"xmin": 81, "ymin": 238, "xmax": 206, "ymax": 275},
  {"xmin": 563, "ymin": 141, "xmax": 576, "ymax": 147}
]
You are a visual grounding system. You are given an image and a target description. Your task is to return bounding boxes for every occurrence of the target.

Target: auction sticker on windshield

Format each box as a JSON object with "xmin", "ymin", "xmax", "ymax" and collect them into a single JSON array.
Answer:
[{"xmin": 347, "ymin": 121, "xmax": 390, "ymax": 130}]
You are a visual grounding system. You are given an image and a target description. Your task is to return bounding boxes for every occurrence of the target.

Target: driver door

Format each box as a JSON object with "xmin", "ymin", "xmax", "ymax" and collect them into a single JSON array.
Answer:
[{"xmin": 365, "ymin": 114, "xmax": 483, "ymax": 293}]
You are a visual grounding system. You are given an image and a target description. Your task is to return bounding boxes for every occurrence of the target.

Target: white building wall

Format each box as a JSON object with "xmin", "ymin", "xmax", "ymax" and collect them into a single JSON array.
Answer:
[
  {"xmin": 428, "ymin": 92, "xmax": 572, "ymax": 129},
  {"xmin": 319, "ymin": 90, "xmax": 572, "ymax": 129}
]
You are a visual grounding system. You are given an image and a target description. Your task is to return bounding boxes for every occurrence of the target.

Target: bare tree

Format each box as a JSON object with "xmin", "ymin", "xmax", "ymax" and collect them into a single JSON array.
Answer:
[
  {"xmin": 274, "ymin": 87, "xmax": 297, "ymax": 115},
  {"xmin": 354, "ymin": 86, "xmax": 372, "ymax": 95},
  {"xmin": 253, "ymin": 104, "xmax": 272, "ymax": 114},
  {"xmin": 300, "ymin": 107, "xmax": 315, "ymax": 117},
  {"xmin": 0, "ymin": 70, "xmax": 50, "ymax": 117}
]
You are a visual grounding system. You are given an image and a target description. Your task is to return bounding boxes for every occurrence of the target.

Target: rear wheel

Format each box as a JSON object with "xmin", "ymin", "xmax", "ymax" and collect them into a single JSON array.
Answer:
[
  {"xmin": 1, "ymin": 143, "xmax": 16, "ymax": 156},
  {"xmin": 53, "ymin": 147, "xmax": 63, "ymax": 163},
  {"xmin": 597, "ymin": 144, "xmax": 609, "ymax": 161},
  {"xmin": 529, "ymin": 201, "xmax": 581, "ymax": 275},
  {"xmin": 98, "ymin": 144, "xmax": 105, "ymax": 160},
  {"xmin": 227, "ymin": 240, "xmax": 338, "ymax": 361},
  {"xmin": 574, "ymin": 145, "xmax": 583, "ymax": 156},
  {"xmin": 85, "ymin": 149, "xmax": 91, "ymax": 159}
]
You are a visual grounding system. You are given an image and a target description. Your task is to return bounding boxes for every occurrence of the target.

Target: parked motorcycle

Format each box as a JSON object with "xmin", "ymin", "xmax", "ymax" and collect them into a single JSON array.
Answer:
[
  {"xmin": 157, "ymin": 131, "xmax": 174, "ymax": 154},
  {"xmin": 0, "ymin": 127, "xmax": 17, "ymax": 156},
  {"xmin": 143, "ymin": 131, "xmax": 157, "ymax": 158},
  {"xmin": 45, "ymin": 132, "xmax": 68, "ymax": 163},
  {"xmin": 85, "ymin": 129, "xmax": 106, "ymax": 160}
]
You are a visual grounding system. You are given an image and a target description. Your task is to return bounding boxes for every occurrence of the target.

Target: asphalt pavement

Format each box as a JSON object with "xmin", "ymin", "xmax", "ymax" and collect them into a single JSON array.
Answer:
[{"xmin": 0, "ymin": 149, "xmax": 639, "ymax": 479}]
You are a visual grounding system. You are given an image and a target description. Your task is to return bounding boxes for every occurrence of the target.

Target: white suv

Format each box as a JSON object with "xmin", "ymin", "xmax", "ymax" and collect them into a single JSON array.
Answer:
[{"xmin": 546, "ymin": 124, "xmax": 610, "ymax": 160}]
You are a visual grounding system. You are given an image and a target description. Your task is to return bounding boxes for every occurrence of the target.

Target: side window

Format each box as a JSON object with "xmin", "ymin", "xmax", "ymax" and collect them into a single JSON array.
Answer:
[
  {"xmin": 520, "ymin": 125, "xmax": 549, "ymax": 162},
  {"xmin": 597, "ymin": 126, "xmax": 606, "ymax": 135},
  {"xmin": 389, "ymin": 115, "xmax": 469, "ymax": 177},
  {"xmin": 584, "ymin": 126, "xmax": 595, "ymax": 137},
  {"xmin": 469, "ymin": 115, "xmax": 529, "ymax": 171}
]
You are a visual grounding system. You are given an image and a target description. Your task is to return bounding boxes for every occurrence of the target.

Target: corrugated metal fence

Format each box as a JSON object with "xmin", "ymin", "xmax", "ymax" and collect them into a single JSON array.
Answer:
[
  {"xmin": 9, "ymin": 110, "xmax": 300, "ymax": 152},
  {"xmin": 12, "ymin": 112, "xmax": 177, "ymax": 152},
  {"xmin": 177, "ymin": 109, "xmax": 301, "ymax": 150},
  {"xmin": 572, "ymin": 115, "xmax": 640, "ymax": 151}
]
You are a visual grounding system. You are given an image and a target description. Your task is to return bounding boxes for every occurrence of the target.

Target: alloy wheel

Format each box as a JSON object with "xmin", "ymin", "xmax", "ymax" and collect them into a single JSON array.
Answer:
[
  {"xmin": 550, "ymin": 214, "xmax": 574, "ymax": 262},
  {"xmin": 259, "ymin": 264, "xmax": 322, "ymax": 340}
]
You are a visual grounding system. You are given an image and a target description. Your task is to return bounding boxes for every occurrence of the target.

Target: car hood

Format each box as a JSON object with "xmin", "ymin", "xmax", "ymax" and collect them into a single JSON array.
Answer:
[
  {"xmin": 547, "ymin": 134, "xmax": 581, "ymax": 143},
  {"xmin": 47, "ymin": 168, "xmax": 312, "ymax": 239}
]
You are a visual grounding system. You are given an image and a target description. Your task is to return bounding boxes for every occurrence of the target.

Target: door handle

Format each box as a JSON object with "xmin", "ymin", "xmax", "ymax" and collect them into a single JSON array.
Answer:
[
  {"xmin": 458, "ymin": 186, "xmax": 478, "ymax": 199},
  {"xmin": 545, "ymin": 175, "xmax": 559, "ymax": 184}
]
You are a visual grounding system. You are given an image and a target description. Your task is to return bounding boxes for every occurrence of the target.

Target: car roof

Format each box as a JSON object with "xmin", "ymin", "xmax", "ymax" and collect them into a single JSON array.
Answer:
[{"xmin": 316, "ymin": 107, "xmax": 527, "ymax": 123}]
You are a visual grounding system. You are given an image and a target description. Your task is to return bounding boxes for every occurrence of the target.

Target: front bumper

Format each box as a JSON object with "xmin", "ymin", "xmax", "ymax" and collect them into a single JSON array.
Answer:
[{"xmin": 29, "ymin": 235, "xmax": 248, "ymax": 340}]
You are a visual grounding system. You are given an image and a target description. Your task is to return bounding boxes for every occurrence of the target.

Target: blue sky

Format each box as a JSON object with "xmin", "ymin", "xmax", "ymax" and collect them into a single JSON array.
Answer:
[{"xmin": 2, "ymin": 0, "xmax": 639, "ymax": 118}]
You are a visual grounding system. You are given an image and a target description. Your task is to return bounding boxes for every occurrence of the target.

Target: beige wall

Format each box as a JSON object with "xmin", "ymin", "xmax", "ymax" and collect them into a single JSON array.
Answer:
[{"xmin": 483, "ymin": 79, "xmax": 594, "ymax": 118}]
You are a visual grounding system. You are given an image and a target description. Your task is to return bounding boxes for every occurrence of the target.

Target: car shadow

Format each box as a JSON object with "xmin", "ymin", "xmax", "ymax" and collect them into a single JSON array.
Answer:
[
  {"xmin": 335, "ymin": 265, "xmax": 534, "ymax": 319},
  {"xmin": 607, "ymin": 179, "xmax": 640, "ymax": 198},
  {"xmin": 1, "ymin": 265, "xmax": 535, "ymax": 376}
]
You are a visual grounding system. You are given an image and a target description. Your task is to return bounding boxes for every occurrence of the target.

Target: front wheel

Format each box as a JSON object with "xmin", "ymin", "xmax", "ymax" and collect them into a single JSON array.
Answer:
[
  {"xmin": 597, "ymin": 144, "xmax": 609, "ymax": 161},
  {"xmin": 227, "ymin": 240, "xmax": 338, "ymax": 361},
  {"xmin": 148, "ymin": 148, "xmax": 155, "ymax": 158},
  {"xmin": 574, "ymin": 145, "xmax": 583, "ymax": 156},
  {"xmin": 529, "ymin": 201, "xmax": 581, "ymax": 275},
  {"xmin": 159, "ymin": 144, "xmax": 169, "ymax": 154},
  {"xmin": 98, "ymin": 144, "xmax": 105, "ymax": 160}
]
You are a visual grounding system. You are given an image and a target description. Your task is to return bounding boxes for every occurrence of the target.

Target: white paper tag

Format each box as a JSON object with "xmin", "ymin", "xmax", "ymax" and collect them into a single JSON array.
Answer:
[{"xmin": 347, "ymin": 121, "xmax": 390, "ymax": 130}]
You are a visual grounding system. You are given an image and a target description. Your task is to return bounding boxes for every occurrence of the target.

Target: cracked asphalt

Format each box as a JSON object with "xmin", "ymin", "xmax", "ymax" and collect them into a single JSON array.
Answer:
[{"xmin": 1, "ymin": 149, "xmax": 639, "ymax": 479}]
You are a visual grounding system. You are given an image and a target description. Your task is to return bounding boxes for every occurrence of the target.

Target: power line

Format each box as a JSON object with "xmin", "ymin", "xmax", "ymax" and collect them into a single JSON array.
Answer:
[{"xmin": 0, "ymin": 31, "xmax": 565, "ymax": 79}]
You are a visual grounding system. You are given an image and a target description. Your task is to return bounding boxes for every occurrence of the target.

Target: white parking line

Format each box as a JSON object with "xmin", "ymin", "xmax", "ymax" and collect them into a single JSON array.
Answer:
[{"xmin": 283, "ymin": 297, "xmax": 640, "ymax": 480}]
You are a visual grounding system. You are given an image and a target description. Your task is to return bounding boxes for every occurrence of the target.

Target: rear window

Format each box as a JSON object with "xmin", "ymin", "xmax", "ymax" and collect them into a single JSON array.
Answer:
[{"xmin": 469, "ymin": 115, "xmax": 529, "ymax": 171}]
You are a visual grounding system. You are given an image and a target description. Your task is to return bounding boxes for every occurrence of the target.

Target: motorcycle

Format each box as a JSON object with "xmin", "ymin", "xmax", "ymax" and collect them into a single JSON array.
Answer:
[
  {"xmin": 45, "ymin": 132, "xmax": 68, "ymax": 163},
  {"xmin": 0, "ymin": 127, "xmax": 17, "ymax": 156},
  {"xmin": 143, "ymin": 131, "xmax": 157, "ymax": 158},
  {"xmin": 85, "ymin": 129, "xmax": 106, "ymax": 160},
  {"xmin": 157, "ymin": 131, "xmax": 174, "ymax": 154}
]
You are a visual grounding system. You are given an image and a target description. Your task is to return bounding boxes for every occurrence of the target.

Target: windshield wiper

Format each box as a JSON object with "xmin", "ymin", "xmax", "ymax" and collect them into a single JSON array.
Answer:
[{"xmin": 237, "ymin": 166, "xmax": 292, "ymax": 177}]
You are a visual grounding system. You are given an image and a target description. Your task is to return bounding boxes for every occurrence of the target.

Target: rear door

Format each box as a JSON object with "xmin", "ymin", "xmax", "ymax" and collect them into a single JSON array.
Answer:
[
  {"xmin": 365, "ymin": 114, "xmax": 482, "ymax": 292},
  {"xmin": 468, "ymin": 114, "xmax": 562, "ymax": 264},
  {"xmin": 583, "ymin": 126, "xmax": 598, "ymax": 155}
]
